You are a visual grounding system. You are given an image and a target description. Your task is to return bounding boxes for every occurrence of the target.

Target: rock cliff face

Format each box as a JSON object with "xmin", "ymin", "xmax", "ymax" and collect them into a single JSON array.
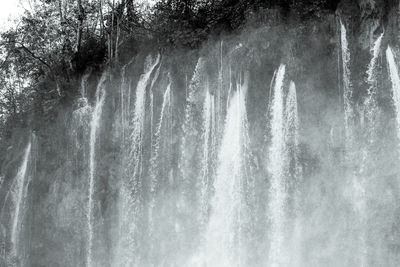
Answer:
[{"xmin": 2, "ymin": 1, "xmax": 400, "ymax": 266}]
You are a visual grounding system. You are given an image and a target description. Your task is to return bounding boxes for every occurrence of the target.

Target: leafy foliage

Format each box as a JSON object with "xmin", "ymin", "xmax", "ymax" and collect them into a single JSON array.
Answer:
[{"xmin": 0, "ymin": 0, "xmax": 342, "ymax": 143}]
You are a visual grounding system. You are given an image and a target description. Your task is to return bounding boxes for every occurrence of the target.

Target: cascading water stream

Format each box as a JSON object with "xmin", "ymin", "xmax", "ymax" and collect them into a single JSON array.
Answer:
[
  {"xmin": 386, "ymin": 47, "xmax": 400, "ymax": 145},
  {"xmin": 180, "ymin": 57, "xmax": 205, "ymax": 186},
  {"xmin": 149, "ymin": 81, "xmax": 171, "ymax": 240},
  {"xmin": 199, "ymin": 88, "xmax": 216, "ymax": 227},
  {"xmin": 120, "ymin": 60, "xmax": 133, "ymax": 144},
  {"xmin": 367, "ymin": 34, "xmax": 384, "ymax": 87},
  {"xmin": 340, "ymin": 20, "xmax": 354, "ymax": 148},
  {"xmin": 355, "ymin": 32, "xmax": 384, "ymax": 267},
  {"xmin": 129, "ymin": 55, "xmax": 160, "ymax": 182},
  {"xmin": 150, "ymin": 63, "xmax": 162, "ymax": 146},
  {"xmin": 267, "ymin": 64, "xmax": 288, "ymax": 267},
  {"xmin": 178, "ymin": 58, "xmax": 207, "ymax": 254},
  {"xmin": 285, "ymin": 82, "xmax": 300, "ymax": 171},
  {"xmin": 10, "ymin": 142, "xmax": 31, "ymax": 258},
  {"xmin": 146, "ymin": 80, "xmax": 175, "ymax": 267},
  {"xmin": 204, "ymin": 75, "xmax": 248, "ymax": 267},
  {"xmin": 7, "ymin": 9, "xmax": 400, "ymax": 266},
  {"xmin": 340, "ymin": 20, "xmax": 370, "ymax": 266},
  {"xmin": 116, "ymin": 55, "xmax": 160, "ymax": 266},
  {"xmin": 285, "ymin": 81, "xmax": 302, "ymax": 266},
  {"xmin": 87, "ymin": 73, "xmax": 108, "ymax": 267},
  {"xmin": 365, "ymin": 33, "xmax": 384, "ymax": 140}
]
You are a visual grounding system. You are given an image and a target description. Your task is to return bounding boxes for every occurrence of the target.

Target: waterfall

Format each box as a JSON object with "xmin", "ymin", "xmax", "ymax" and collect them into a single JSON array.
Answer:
[
  {"xmin": 120, "ymin": 60, "xmax": 133, "ymax": 144},
  {"xmin": 150, "ymin": 63, "xmax": 161, "ymax": 145},
  {"xmin": 129, "ymin": 54, "xmax": 160, "ymax": 183},
  {"xmin": 147, "ymin": 80, "xmax": 174, "ymax": 266},
  {"xmin": 150, "ymin": 82, "xmax": 171, "ymax": 194},
  {"xmin": 199, "ymin": 88, "xmax": 216, "ymax": 227},
  {"xmin": 10, "ymin": 142, "xmax": 31, "ymax": 258},
  {"xmin": 367, "ymin": 33, "xmax": 384, "ymax": 85},
  {"xmin": 285, "ymin": 82, "xmax": 300, "ymax": 162},
  {"xmin": 386, "ymin": 47, "xmax": 400, "ymax": 145},
  {"xmin": 285, "ymin": 81, "xmax": 303, "ymax": 267},
  {"xmin": 267, "ymin": 64, "xmax": 288, "ymax": 267},
  {"xmin": 365, "ymin": 33, "xmax": 384, "ymax": 136},
  {"xmin": 268, "ymin": 69, "xmax": 302, "ymax": 267},
  {"xmin": 116, "ymin": 54, "xmax": 160, "ymax": 266},
  {"xmin": 204, "ymin": 75, "xmax": 248, "ymax": 267},
  {"xmin": 178, "ymin": 57, "xmax": 206, "ymax": 249},
  {"xmin": 7, "ymin": 11, "xmax": 400, "ymax": 266},
  {"xmin": 149, "ymin": 81, "xmax": 171, "ymax": 239},
  {"xmin": 353, "ymin": 33, "xmax": 384, "ymax": 267},
  {"xmin": 180, "ymin": 57, "xmax": 205, "ymax": 185},
  {"xmin": 87, "ymin": 72, "xmax": 108, "ymax": 267},
  {"xmin": 340, "ymin": 20, "xmax": 354, "ymax": 148}
]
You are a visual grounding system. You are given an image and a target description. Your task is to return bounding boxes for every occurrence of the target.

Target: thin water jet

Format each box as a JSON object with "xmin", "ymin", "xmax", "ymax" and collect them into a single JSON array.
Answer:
[
  {"xmin": 10, "ymin": 143, "xmax": 31, "ymax": 259},
  {"xmin": 87, "ymin": 73, "xmax": 107, "ymax": 267},
  {"xmin": 340, "ymin": 20, "xmax": 354, "ymax": 148},
  {"xmin": 387, "ymin": 47, "xmax": 400, "ymax": 145}
]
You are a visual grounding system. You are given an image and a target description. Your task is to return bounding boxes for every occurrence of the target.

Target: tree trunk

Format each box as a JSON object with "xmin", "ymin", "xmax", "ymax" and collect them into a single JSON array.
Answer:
[
  {"xmin": 111, "ymin": 0, "xmax": 115, "ymax": 60},
  {"xmin": 126, "ymin": 0, "xmax": 134, "ymax": 24},
  {"xmin": 58, "ymin": 0, "xmax": 64, "ymax": 29},
  {"xmin": 76, "ymin": 0, "xmax": 84, "ymax": 53},
  {"xmin": 99, "ymin": 0, "xmax": 105, "ymax": 38},
  {"xmin": 115, "ymin": 16, "xmax": 120, "ymax": 61}
]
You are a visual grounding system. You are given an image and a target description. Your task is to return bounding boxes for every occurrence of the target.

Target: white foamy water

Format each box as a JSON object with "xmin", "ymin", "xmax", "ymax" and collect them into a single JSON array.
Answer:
[
  {"xmin": 387, "ymin": 47, "xmax": 400, "ymax": 144},
  {"xmin": 365, "ymin": 32, "xmax": 384, "ymax": 135},
  {"xmin": 115, "ymin": 55, "xmax": 160, "ymax": 266},
  {"xmin": 199, "ymin": 88, "xmax": 216, "ymax": 227},
  {"xmin": 340, "ymin": 20, "xmax": 354, "ymax": 148},
  {"xmin": 130, "ymin": 54, "xmax": 160, "ymax": 180},
  {"xmin": 87, "ymin": 72, "xmax": 107, "ymax": 267},
  {"xmin": 267, "ymin": 64, "xmax": 288, "ymax": 267},
  {"xmin": 204, "ymin": 76, "xmax": 248, "ymax": 267},
  {"xmin": 10, "ymin": 142, "xmax": 31, "ymax": 256},
  {"xmin": 149, "ymin": 82, "xmax": 171, "ymax": 235}
]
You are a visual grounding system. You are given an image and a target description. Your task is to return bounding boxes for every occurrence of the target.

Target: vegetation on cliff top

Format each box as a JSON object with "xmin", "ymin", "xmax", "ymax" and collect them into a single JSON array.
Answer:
[{"xmin": 0, "ymin": 0, "xmax": 372, "ymax": 157}]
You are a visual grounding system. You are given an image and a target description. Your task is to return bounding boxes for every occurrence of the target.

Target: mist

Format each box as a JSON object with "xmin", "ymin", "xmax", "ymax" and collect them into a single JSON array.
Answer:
[{"xmin": 2, "ymin": 1, "xmax": 400, "ymax": 267}]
